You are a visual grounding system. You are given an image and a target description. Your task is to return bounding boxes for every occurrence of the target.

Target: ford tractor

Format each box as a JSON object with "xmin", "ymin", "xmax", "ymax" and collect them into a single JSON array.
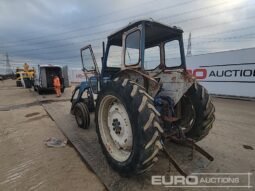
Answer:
[{"xmin": 70, "ymin": 20, "xmax": 215, "ymax": 176}]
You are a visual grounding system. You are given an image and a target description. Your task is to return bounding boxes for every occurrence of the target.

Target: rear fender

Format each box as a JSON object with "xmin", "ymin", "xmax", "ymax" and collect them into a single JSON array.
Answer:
[
  {"xmin": 70, "ymin": 81, "xmax": 91, "ymax": 111},
  {"xmin": 156, "ymin": 70, "xmax": 195, "ymax": 105}
]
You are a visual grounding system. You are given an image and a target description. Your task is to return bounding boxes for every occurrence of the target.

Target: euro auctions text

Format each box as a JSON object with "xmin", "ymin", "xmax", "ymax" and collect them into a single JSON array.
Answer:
[{"xmin": 151, "ymin": 173, "xmax": 253, "ymax": 188}]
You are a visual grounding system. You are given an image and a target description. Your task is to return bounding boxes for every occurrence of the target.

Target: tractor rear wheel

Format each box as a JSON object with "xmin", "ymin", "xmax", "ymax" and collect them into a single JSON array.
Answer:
[
  {"xmin": 95, "ymin": 78, "xmax": 163, "ymax": 175},
  {"xmin": 179, "ymin": 83, "xmax": 215, "ymax": 142}
]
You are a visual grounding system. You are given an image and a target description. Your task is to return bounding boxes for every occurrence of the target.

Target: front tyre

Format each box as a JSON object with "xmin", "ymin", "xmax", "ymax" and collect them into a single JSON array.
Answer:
[
  {"xmin": 96, "ymin": 78, "xmax": 163, "ymax": 175},
  {"xmin": 73, "ymin": 102, "xmax": 90, "ymax": 129}
]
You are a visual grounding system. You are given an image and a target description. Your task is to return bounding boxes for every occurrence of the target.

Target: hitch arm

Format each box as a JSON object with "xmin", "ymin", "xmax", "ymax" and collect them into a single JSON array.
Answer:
[
  {"xmin": 170, "ymin": 137, "xmax": 214, "ymax": 162},
  {"xmin": 162, "ymin": 145, "xmax": 188, "ymax": 177},
  {"xmin": 161, "ymin": 137, "xmax": 214, "ymax": 177}
]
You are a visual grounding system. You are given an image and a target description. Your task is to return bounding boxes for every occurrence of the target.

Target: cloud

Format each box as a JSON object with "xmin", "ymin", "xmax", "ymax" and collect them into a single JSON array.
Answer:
[{"xmin": 0, "ymin": 0, "xmax": 254, "ymax": 69}]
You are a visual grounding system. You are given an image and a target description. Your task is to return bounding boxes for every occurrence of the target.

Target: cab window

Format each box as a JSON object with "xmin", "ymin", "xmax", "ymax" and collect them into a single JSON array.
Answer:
[
  {"xmin": 125, "ymin": 30, "xmax": 141, "ymax": 66},
  {"xmin": 107, "ymin": 45, "xmax": 122, "ymax": 68},
  {"xmin": 165, "ymin": 40, "xmax": 182, "ymax": 67},
  {"xmin": 144, "ymin": 46, "xmax": 160, "ymax": 70}
]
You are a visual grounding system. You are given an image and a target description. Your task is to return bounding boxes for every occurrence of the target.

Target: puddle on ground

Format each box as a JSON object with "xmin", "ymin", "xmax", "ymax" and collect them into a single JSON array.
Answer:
[{"xmin": 243, "ymin": 144, "xmax": 254, "ymax": 150}]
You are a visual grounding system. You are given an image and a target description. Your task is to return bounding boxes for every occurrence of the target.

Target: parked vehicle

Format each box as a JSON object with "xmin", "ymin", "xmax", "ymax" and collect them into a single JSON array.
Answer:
[
  {"xmin": 33, "ymin": 65, "xmax": 65, "ymax": 94},
  {"xmin": 15, "ymin": 66, "xmax": 35, "ymax": 88},
  {"xmin": 71, "ymin": 20, "xmax": 215, "ymax": 175}
]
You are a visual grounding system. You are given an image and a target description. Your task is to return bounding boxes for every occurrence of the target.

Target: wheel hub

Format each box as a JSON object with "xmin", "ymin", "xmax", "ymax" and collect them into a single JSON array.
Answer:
[
  {"xmin": 112, "ymin": 118, "xmax": 121, "ymax": 135},
  {"xmin": 98, "ymin": 95, "xmax": 133, "ymax": 162},
  {"xmin": 107, "ymin": 101, "xmax": 132, "ymax": 150}
]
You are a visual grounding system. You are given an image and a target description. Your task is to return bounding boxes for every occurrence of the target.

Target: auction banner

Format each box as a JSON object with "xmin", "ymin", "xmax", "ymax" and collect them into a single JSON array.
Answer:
[
  {"xmin": 187, "ymin": 48, "xmax": 255, "ymax": 98},
  {"xmin": 69, "ymin": 69, "xmax": 96, "ymax": 83},
  {"xmin": 69, "ymin": 69, "xmax": 86, "ymax": 83}
]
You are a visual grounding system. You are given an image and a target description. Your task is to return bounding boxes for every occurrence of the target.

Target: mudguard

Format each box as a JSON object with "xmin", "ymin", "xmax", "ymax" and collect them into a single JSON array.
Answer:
[{"xmin": 70, "ymin": 81, "xmax": 91, "ymax": 111}]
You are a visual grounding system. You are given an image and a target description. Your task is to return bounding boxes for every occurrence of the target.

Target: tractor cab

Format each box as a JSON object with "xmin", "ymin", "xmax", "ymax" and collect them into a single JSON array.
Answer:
[
  {"xmin": 104, "ymin": 20, "xmax": 186, "ymax": 72},
  {"xmin": 80, "ymin": 20, "xmax": 193, "ymax": 103}
]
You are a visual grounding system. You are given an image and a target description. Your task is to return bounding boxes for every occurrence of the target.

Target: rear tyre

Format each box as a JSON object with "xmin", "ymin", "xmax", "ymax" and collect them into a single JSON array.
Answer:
[
  {"xmin": 180, "ymin": 83, "xmax": 215, "ymax": 142},
  {"xmin": 96, "ymin": 78, "xmax": 163, "ymax": 175},
  {"xmin": 74, "ymin": 102, "xmax": 90, "ymax": 129}
]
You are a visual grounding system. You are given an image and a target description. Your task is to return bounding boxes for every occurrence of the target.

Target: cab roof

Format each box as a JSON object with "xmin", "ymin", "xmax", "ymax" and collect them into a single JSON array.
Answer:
[{"xmin": 108, "ymin": 20, "xmax": 183, "ymax": 48}]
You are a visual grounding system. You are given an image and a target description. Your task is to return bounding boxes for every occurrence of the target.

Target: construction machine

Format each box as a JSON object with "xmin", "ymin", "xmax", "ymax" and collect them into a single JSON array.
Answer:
[{"xmin": 15, "ymin": 64, "xmax": 35, "ymax": 88}]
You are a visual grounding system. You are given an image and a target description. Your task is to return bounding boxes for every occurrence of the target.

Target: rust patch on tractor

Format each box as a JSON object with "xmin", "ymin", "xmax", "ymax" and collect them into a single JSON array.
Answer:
[
  {"xmin": 171, "ymin": 76, "xmax": 176, "ymax": 81},
  {"xmin": 163, "ymin": 71, "xmax": 172, "ymax": 74},
  {"xmin": 183, "ymin": 70, "xmax": 195, "ymax": 83}
]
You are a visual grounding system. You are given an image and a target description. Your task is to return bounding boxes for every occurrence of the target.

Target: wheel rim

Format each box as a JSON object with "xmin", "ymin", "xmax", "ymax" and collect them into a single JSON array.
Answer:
[
  {"xmin": 179, "ymin": 95, "xmax": 196, "ymax": 133},
  {"xmin": 75, "ymin": 108, "xmax": 83, "ymax": 125},
  {"xmin": 98, "ymin": 95, "xmax": 133, "ymax": 162}
]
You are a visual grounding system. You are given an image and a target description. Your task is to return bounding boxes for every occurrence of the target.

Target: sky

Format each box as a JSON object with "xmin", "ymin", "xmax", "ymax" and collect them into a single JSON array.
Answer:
[{"xmin": 0, "ymin": 0, "xmax": 255, "ymax": 72}]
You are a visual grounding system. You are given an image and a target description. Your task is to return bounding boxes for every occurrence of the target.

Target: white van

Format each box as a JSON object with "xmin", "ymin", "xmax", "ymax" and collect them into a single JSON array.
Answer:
[{"xmin": 33, "ymin": 65, "xmax": 66, "ymax": 94}]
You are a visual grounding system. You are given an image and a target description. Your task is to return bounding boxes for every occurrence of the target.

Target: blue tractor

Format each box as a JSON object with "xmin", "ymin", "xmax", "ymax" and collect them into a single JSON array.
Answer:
[{"xmin": 70, "ymin": 20, "xmax": 215, "ymax": 176}]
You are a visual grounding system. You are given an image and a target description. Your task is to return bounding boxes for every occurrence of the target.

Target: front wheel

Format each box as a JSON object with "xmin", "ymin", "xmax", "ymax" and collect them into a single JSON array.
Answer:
[
  {"xmin": 96, "ymin": 78, "xmax": 163, "ymax": 175},
  {"xmin": 73, "ymin": 102, "xmax": 90, "ymax": 129}
]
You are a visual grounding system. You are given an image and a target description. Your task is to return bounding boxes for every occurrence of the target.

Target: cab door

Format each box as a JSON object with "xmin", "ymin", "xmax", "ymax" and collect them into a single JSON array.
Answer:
[
  {"xmin": 80, "ymin": 45, "xmax": 100, "ymax": 75},
  {"xmin": 80, "ymin": 44, "xmax": 100, "ymax": 94}
]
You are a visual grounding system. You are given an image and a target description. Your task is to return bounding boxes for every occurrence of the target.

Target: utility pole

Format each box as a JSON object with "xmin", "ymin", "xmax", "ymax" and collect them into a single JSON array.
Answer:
[{"xmin": 186, "ymin": 32, "xmax": 192, "ymax": 57}]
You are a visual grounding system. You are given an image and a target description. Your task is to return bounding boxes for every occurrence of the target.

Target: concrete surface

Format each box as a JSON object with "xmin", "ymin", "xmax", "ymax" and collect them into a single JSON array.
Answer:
[
  {"xmin": 0, "ymin": 80, "xmax": 105, "ymax": 191},
  {"xmin": 0, "ymin": 79, "xmax": 255, "ymax": 191},
  {"xmin": 43, "ymin": 98, "xmax": 255, "ymax": 191}
]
